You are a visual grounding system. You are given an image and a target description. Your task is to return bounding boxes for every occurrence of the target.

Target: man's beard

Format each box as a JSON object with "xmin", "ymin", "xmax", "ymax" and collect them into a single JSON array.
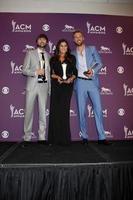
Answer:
[
  {"xmin": 37, "ymin": 44, "xmax": 46, "ymax": 48},
  {"xmin": 75, "ymin": 41, "xmax": 83, "ymax": 46}
]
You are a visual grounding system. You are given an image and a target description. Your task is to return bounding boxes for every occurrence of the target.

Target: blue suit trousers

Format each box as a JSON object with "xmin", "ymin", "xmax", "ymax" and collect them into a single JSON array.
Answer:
[{"xmin": 75, "ymin": 78, "xmax": 106, "ymax": 140}]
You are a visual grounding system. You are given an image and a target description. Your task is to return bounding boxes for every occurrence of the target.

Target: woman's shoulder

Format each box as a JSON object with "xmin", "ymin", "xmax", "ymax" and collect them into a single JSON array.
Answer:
[
  {"xmin": 50, "ymin": 56, "xmax": 58, "ymax": 63},
  {"xmin": 69, "ymin": 54, "xmax": 76, "ymax": 59},
  {"xmin": 68, "ymin": 54, "xmax": 76, "ymax": 63},
  {"xmin": 50, "ymin": 56, "xmax": 56, "ymax": 61}
]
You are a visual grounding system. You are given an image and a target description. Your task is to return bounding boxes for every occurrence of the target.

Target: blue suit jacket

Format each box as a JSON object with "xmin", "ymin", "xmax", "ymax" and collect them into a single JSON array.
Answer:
[{"xmin": 72, "ymin": 46, "xmax": 103, "ymax": 86}]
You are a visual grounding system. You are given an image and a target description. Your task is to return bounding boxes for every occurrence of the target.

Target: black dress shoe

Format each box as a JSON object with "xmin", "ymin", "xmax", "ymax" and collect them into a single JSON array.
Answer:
[
  {"xmin": 21, "ymin": 141, "xmax": 31, "ymax": 147},
  {"xmin": 38, "ymin": 140, "xmax": 47, "ymax": 145},
  {"xmin": 98, "ymin": 139, "xmax": 111, "ymax": 145},
  {"xmin": 82, "ymin": 139, "xmax": 89, "ymax": 145}
]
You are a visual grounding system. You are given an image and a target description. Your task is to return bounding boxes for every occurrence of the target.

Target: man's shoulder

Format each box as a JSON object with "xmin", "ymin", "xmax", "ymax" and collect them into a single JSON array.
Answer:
[
  {"xmin": 71, "ymin": 50, "xmax": 76, "ymax": 55},
  {"xmin": 44, "ymin": 50, "xmax": 50, "ymax": 58},
  {"xmin": 26, "ymin": 49, "xmax": 36, "ymax": 55},
  {"xmin": 86, "ymin": 45, "xmax": 96, "ymax": 50},
  {"xmin": 86, "ymin": 46, "xmax": 98, "ymax": 54}
]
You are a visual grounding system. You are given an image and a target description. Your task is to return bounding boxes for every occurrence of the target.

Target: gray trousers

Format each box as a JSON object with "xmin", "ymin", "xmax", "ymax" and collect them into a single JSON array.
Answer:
[{"xmin": 24, "ymin": 83, "xmax": 48, "ymax": 141}]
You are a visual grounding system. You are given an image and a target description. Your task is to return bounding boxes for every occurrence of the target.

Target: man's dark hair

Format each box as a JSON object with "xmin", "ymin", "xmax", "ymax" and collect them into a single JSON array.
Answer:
[
  {"xmin": 52, "ymin": 39, "xmax": 73, "ymax": 63},
  {"xmin": 36, "ymin": 34, "xmax": 48, "ymax": 43}
]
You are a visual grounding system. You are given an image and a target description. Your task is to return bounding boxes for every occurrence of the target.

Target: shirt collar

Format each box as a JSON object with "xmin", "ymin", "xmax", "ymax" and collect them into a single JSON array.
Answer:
[
  {"xmin": 37, "ymin": 48, "xmax": 45, "ymax": 54},
  {"xmin": 76, "ymin": 45, "xmax": 85, "ymax": 56}
]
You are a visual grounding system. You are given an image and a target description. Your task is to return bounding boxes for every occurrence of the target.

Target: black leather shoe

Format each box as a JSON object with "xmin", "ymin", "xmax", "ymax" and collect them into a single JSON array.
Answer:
[
  {"xmin": 98, "ymin": 140, "xmax": 111, "ymax": 145},
  {"xmin": 82, "ymin": 139, "xmax": 89, "ymax": 145},
  {"xmin": 21, "ymin": 141, "xmax": 31, "ymax": 147},
  {"xmin": 38, "ymin": 140, "xmax": 47, "ymax": 145}
]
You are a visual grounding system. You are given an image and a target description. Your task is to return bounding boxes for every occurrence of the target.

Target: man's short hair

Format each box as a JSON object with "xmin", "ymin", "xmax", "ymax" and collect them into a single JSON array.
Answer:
[
  {"xmin": 73, "ymin": 30, "xmax": 84, "ymax": 37},
  {"xmin": 36, "ymin": 34, "xmax": 48, "ymax": 43}
]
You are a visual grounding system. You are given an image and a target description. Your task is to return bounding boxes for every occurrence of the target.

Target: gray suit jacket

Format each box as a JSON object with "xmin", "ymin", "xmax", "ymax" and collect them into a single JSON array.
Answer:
[{"xmin": 22, "ymin": 49, "xmax": 51, "ymax": 94}]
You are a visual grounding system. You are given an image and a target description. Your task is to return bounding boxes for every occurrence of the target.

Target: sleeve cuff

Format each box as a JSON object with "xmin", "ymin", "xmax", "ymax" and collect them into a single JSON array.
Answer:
[{"xmin": 92, "ymin": 69, "xmax": 95, "ymax": 76}]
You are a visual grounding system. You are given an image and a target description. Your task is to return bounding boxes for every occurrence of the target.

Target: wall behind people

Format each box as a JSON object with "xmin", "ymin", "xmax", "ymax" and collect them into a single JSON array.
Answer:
[
  {"xmin": 0, "ymin": 12, "xmax": 133, "ymax": 141},
  {"xmin": 0, "ymin": 0, "xmax": 133, "ymax": 16}
]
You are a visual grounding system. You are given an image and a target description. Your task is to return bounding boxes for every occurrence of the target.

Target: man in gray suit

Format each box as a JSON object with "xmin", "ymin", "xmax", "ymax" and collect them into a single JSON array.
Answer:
[{"xmin": 22, "ymin": 34, "xmax": 51, "ymax": 142}]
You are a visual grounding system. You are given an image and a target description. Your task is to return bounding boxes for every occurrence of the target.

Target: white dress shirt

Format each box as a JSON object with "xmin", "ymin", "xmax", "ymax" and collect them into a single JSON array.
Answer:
[
  {"xmin": 77, "ymin": 47, "xmax": 88, "ymax": 78},
  {"xmin": 37, "ymin": 48, "xmax": 47, "ymax": 80}
]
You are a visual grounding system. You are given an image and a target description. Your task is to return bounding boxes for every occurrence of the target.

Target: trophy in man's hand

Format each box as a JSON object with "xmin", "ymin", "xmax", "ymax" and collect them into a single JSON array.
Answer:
[
  {"xmin": 61, "ymin": 63, "xmax": 67, "ymax": 81},
  {"xmin": 38, "ymin": 60, "xmax": 46, "ymax": 83},
  {"xmin": 83, "ymin": 69, "xmax": 93, "ymax": 80}
]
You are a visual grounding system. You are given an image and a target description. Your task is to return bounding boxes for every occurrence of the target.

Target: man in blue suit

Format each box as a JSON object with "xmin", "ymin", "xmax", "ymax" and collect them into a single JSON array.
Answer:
[{"xmin": 72, "ymin": 30, "xmax": 109, "ymax": 145}]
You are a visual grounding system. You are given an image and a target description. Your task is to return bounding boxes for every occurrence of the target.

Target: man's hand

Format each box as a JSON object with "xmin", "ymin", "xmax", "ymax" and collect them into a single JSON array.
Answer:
[
  {"xmin": 84, "ymin": 69, "xmax": 93, "ymax": 78},
  {"xmin": 36, "ymin": 68, "xmax": 45, "ymax": 75}
]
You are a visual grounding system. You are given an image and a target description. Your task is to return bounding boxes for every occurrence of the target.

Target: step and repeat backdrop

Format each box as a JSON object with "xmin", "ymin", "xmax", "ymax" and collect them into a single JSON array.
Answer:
[{"xmin": 0, "ymin": 13, "xmax": 133, "ymax": 141}]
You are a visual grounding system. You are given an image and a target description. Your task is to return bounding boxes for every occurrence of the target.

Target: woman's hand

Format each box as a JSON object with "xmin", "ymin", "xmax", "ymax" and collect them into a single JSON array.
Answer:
[
  {"xmin": 57, "ymin": 76, "xmax": 63, "ymax": 84},
  {"xmin": 64, "ymin": 76, "xmax": 75, "ymax": 84},
  {"xmin": 51, "ymin": 74, "xmax": 63, "ymax": 84}
]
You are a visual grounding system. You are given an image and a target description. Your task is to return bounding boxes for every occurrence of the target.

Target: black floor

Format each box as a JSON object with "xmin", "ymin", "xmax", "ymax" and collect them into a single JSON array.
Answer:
[{"xmin": 0, "ymin": 140, "xmax": 133, "ymax": 166}]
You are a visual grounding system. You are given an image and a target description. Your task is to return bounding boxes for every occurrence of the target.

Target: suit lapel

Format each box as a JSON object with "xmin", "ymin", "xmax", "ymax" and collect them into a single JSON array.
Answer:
[
  {"xmin": 74, "ymin": 47, "xmax": 91, "ymax": 70},
  {"xmin": 85, "ymin": 46, "xmax": 90, "ymax": 69},
  {"xmin": 73, "ymin": 50, "xmax": 79, "ymax": 70},
  {"xmin": 34, "ymin": 49, "xmax": 49, "ymax": 67},
  {"xmin": 44, "ymin": 51, "xmax": 49, "ymax": 67},
  {"xmin": 34, "ymin": 49, "xmax": 40, "ymax": 65}
]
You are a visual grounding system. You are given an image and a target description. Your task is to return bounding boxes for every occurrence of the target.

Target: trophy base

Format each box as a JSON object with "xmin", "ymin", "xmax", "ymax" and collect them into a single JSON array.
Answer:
[
  {"xmin": 83, "ymin": 71, "xmax": 92, "ymax": 80},
  {"xmin": 38, "ymin": 79, "xmax": 47, "ymax": 83},
  {"xmin": 38, "ymin": 80, "xmax": 43, "ymax": 83},
  {"xmin": 38, "ymin": 75, "xmax": 47, "ymax": 83}
]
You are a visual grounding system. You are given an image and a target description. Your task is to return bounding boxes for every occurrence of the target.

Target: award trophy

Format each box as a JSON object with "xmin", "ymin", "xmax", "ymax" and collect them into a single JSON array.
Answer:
[
  {"xmin": 38, "ymin": 60, "xmax": 46, "ymax": 83},
  {"xmin": 83, "ymin": 63, "xmax": 96, "ymax": 80},
  {"xmin": 61, "ymin": 63, "xmax": 67, "ymax": 81},
  {"xmin": 83, "ymin": 69, "xmax": 93, "ymax": 80}
]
